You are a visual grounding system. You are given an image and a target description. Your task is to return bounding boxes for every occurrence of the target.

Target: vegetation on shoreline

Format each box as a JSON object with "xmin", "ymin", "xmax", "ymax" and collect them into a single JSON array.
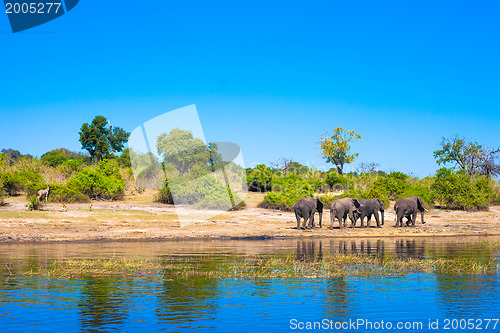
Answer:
[{"xmin": 21, "ymin": 253, "xmax": 498, "ymax": 280}]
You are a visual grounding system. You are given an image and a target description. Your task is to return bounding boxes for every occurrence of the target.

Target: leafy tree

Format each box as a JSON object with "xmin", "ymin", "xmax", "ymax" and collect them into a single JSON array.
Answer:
[
  {"xmin": 431, "ymin": 168, "xmax": 493, "ymax": 211},
  {"xmin": 319, "ymin": 127, "xmax": 361, "ymax": 175},
  {"xmin": 433, "ymin": 135, "xmax": 500, "ymax": 177},
  {"xmin": 79, "ymin": 116, "xmax": 130, "ymax": 163},
  {"xmin": 157, "ymin": 129, "xmax": 217, "ymax": 176}
]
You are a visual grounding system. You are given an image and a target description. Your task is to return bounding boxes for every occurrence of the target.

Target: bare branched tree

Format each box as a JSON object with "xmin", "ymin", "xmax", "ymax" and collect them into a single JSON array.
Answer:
[{"xmin": 357, "ymin": 162, "xmax": 380, "ymax": 174}]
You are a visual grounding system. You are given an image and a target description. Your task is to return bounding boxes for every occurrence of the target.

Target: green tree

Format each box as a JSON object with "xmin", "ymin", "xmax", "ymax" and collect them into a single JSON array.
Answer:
[
  {"xmin": 156, "ymin": 129, "xmax": 211, "ymax": 175},
  {"xmin": 433, "ymin": 135, "xmax": 500, "ymax": 177},
  {"xmin": 319, "ymin": 127, "xmax": 361, "ymax": 175},
  {"xmin": 79, "ymin": 116, "xmax": 130, "ymax": 163}
]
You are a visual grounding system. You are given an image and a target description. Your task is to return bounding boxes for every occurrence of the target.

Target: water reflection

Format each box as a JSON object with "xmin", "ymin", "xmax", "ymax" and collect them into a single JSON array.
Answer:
[
  {"xmin": 78, "ymin": 279, "xmax": 129, "ymax": 331},
  {"xmin": 0, "ymin": 237, "xmax": 497, "ymax": 332},
  {"xmin": 323, "ymin": 278, "xmax": 352, "ymax": 320}
]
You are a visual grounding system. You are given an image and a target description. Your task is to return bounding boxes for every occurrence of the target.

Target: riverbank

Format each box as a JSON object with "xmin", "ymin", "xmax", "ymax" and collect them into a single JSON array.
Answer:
[{"xmin": 1, "ymin": 192, "xmax": 499, "ymax": 243}]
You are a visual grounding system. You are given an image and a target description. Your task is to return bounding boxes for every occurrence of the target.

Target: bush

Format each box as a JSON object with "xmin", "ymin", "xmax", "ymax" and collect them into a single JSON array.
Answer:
[
  {"xmin": 47, "ymin": 184, "xmax": 90, "ymax": 203},
  {"xmin": 372, "ymin": 171, "xmax": 409, "ymax": 199},
  {"xmin": 260, "ymin": 177, "xmax": 315, "ymax": 211},
  {"xmin": 67, "ymin": 168, "xmax": 124, "ymax": 201},
  {"xmin": 319, "ymin": 187, "xmax": 390, "ymax": 209},
  {"xmin": 0, "ymin": 172, "xmax": 21, "ymax": 196},
  {"xmin": 431, "ymin": 168, "xmax": 493, "ymax": 211},
  {"xmin": 26, "ymin": 197, "xmax": 41, "ymax": 211}
]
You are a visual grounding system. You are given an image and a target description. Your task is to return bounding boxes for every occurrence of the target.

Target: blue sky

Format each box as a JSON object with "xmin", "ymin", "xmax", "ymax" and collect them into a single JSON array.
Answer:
[{"xmin": 1, "ymin": 1, "xmax": 499, "ymax": 177}]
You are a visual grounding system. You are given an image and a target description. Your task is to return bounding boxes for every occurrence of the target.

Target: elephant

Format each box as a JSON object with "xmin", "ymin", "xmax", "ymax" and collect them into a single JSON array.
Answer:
[
  {"xmin": 354, "ymin": 198, "xmax": 385, "ymax": 228},
  {"xmin": 294, "ymin": 197, "xmax": 324, "ymax": 230},
  {"xmin": 330, "ymin": 198, "xmax": 361, "ymax": 229},
  {"xmin": 394, "ymin": 196, "xmax": 427, "ymax": 227}
]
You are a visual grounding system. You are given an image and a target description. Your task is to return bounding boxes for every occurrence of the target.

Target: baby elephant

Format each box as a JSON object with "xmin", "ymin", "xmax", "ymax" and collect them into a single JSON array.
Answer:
[
  {"xmin": 294, "ymin": 197, "xmax": 324, "ymax": 230},
  {"xmin": 355, "ymin": 198, "xmax": 385, "ymax": 228}
]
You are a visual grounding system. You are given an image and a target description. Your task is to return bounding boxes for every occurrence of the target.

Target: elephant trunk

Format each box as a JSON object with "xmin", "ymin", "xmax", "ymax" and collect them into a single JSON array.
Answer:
[
  {"xmin": 421, "ymin": 210, "xmax": 425, "ymax": 224},
  {"xmin": 381, "ymin": 210, "xmax": 385, "ymax": 226},
  {"xmin": 319, "ymin": 212, "xmax": 323, "ymax": 228}
]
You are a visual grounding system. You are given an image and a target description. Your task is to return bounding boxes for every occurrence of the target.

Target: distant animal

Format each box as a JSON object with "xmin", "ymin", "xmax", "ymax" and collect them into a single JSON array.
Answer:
[
  {"xmin": 59, "ymin": 203, "xmax": 67, "ymax": 212},
  {"xmin": 330, "ymin": 198, "xmax": 361, "ymax": 229},
  {"xmin": 354, "ymin": 198, "xmax": 385, "ymax": 228},
  {"xmin": 37, "ymin": 186, "xmax": 50, "ymax": 201},
  {"xmin": 89, "ymin": 203, "xmax": 93, "ymax": 211},
  {"xmin": 294, "ymin": 197, "xmax": 324, "ymax": 230},
  {"xmin": 394, "ymin": 196, "xmax": 427, "ymax": 227}
]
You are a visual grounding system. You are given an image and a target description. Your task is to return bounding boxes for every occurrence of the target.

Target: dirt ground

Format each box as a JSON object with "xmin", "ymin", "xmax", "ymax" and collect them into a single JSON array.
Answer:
[{"xmin": 0, "ymin": 192, "xmax": 499, "ymax": 243}]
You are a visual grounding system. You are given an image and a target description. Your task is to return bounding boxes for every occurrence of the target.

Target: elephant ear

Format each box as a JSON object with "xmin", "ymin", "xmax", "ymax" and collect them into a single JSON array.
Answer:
[
  {"xmin": 316, "ymin": 198, "xmax": 324, "ymax": 212},
  {"xmin": 377, "ymin": 198, "xmax": 384, "ymax": 210},
  {"xmin": 416, "ymin": 197, "xmax": 425, "ymax": 211},
  {"xmin": 352, "ymin": 198, "xmax": 361, "ymax": 208}
]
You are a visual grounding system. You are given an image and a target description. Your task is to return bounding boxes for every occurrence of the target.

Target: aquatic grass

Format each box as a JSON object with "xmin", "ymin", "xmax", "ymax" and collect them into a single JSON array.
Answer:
[{"xmin": 23, "ymin": 253, "xmax": 499, "ymax": 280}]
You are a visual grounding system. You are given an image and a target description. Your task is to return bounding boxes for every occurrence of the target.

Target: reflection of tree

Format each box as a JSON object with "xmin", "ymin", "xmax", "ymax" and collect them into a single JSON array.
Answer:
[
  {"xmin": 434, "ymin": 275, "xmax": 498, "ymax": 317},
  {"xmin": 323, "ymin": 278, "xmax": 353, "ymax": 320},
  {"xmin": 156, "ymin": 258, "xmax": 219, "ymax": 326},
  {"xmin": 78, "ymin": 278, "xmax": 128, "ymax": 331}
]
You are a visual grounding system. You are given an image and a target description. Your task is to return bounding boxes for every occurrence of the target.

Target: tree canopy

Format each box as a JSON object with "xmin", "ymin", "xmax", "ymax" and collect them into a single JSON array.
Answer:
[
  {"xmin": 433, "ymin": 135, "xmax": 500, "ymax": 177},
  {"xmin": 79, "ymin": 116, "xmax": 130, "ymax": 163},
  {"xmin": 319, "ymin": 127, "xmax": 361, "ymax": 175}
]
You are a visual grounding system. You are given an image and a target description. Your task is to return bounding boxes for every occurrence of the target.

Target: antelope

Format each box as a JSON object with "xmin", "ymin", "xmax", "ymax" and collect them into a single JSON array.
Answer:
[
  {"xmin": 59, "ymin": 203, "xmax": 67, "ymax": 212},
  {"xmin": 37, "ymin": 186, "xmax": 50, "ymax": 201}
]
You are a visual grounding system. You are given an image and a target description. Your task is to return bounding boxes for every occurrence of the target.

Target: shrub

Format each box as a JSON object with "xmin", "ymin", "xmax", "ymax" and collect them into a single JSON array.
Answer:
[
  {"xmin": 26, "ymin": 197, "xmax": 41, "ymax": 211},
  {"xmin": 431, "ymin": 168, "xmax": 493, "ymax": 211},
  {"xmin": 372, "ymin": 171, "xmax": 409, "ymax": 199},
  {"xmin": 0, "ymin": 172, "xmax": 21, "ymax": 196},
  {"xmin": 67, "ymin": 168, "xmax": 124, "ymax": 201},
  {"xmin": 47, "ymin": 184, "xmax": 90, "ymax": 203},
  {"xmin": 260, "ymin": 178, "xmax": 315, "ymax": 211},
  {"xmin": 57, "ymin": 159, "xmax": 84, "ymax": 178}
]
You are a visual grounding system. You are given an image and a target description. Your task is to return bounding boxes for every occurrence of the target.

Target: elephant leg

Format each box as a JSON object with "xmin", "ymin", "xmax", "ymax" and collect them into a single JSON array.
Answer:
[
  {"xmin": 360, "ymin": 214, "xmax": 365, "ymax": 228},
  {"xmin": 329, "ymin": 212, "xmax": 335, "ymax": 230},
  {"xmin": 308, "ymin": 214, "xmax": 315, "ymax": 229},
  {"xmin": 411, "ymin": 212, "xmax": 416, "ymax": 227},
  {"xmin": 295, "ymin": 212, "xmax": 301, "ymax": 230},
  {"xmin": 374, "ymin": 212, "xmax": 380, "ymax": 228},
  {"xmin": 301, "ymin": 213, "xmax": 309, "ymax": 229},
  {"xmin": 367, "ymin": 214, "xmax": 372, "ymax": 228},
  {"xmin": 395, "ymin": 212, "xmax": 402, "ymax": 227}
]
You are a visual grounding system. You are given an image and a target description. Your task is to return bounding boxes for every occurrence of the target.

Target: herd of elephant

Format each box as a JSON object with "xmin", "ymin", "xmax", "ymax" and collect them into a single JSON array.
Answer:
[{"xmin": 293, "ymin": 196, "xmax": 427, "ymax": 230}]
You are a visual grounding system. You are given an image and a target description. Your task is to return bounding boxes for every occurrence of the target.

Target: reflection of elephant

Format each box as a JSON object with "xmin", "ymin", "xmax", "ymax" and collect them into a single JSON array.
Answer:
[
  {"xmin": 330, "ymin": 198, "xmax": 360, "ymax": 229},
  {"xmin": 354, "ymin": 198, "xmax": 385, "ymax": 228},
  {"xmin": 394, "ymin": 196, "xmax": 426, "ymax": 227},
  {"xmin": 294, "ymin": 198, "xmax": 324, "ymax": 229}
]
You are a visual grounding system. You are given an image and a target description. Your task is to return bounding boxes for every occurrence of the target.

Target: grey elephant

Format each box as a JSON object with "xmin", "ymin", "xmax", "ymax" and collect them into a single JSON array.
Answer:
[
  {"xmin": 394, "ymin": 196, "xmax": 427, "ymax": 227},
  {"xmin": 294, "ymin": 197, "xmax": 324, "ymax": 230},
  {"xmin": 354, "ymin": 198, "xmax": 385, "ymax": 228},
  {"xmin": 330, "ymin": 198, "xmax": 360, "ymax": 229}
]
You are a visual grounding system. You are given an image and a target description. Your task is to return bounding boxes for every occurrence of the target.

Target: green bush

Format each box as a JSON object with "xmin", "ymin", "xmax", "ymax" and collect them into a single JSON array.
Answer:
[
  {"xmin": 247, "ymin": 164, "xmax": 273, "ymax": 192},
  {"xmin": 319, "ymin": 187, "xmax": 390, "ymax": 209},
  {"xmin": 372, "ymin": 171, "xmax": 409, "ymax": 199},
  {"xmin": 26, "ymin": 197, "xmax": 41, "ymax": 211},
  {"xmin": 47, "ymin": 184, "xmax": 90, "ymax": 203},
  {"xmin": 0, "ymin": 172, "xmax": 21, "ymax": 196},
  {"xmin": 399, "ymin": 185, "xmax": 433, "ymax": 205},
  {"xmin": 67, "ymin": 168, "xmax": 124, "ymax": 201},
  {"xmin": 431, "ymin": 168, "xmax": 493, "ymax": 211},
  {"xmin": 260, "ymin": 177, "xmax": 315, "ymax": 211},
  {"xmin": 57, "ymin": 159, "xmax": 84, "ymax": 178}
]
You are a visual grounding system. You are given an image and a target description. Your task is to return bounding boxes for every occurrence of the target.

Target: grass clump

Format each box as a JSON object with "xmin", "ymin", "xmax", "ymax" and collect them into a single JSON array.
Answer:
[{"xmin": 24, "ymin": 254, "xmax": 498, "ymax": 280}]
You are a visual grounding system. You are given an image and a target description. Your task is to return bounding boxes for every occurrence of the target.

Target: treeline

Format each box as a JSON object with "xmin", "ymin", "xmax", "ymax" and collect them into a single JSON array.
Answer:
[
  {"xmin": 246, "ymin": 161, "xmax": 500, "ymax": 212},
  {"xmin": 0, "ymin": 147, "xmax": 133, "ymax": 204}
]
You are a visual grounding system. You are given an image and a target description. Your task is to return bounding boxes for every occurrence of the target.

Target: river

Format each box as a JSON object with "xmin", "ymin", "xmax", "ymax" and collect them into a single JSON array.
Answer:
[{"xmin": 0, "ymin": 237, "xmax": 498, "ymax": 332}]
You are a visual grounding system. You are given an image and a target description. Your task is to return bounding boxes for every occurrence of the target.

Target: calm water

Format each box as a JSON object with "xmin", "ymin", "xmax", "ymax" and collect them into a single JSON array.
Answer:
[{"xmin": 0, "ymin": 237, "xmax": 499, "ymax": 332}]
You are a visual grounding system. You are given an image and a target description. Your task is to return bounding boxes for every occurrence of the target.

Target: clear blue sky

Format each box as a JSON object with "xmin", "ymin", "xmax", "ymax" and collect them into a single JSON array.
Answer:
[{"xmin": 1, "ymin": 1, "xmax": 499, "ymax": 177}]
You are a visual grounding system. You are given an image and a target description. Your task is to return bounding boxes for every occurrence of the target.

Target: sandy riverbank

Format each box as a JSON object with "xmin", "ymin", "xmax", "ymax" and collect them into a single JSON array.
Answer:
[{"xmin": 0, "ymin": 192, "xmax": 499, "ymax": 243}]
